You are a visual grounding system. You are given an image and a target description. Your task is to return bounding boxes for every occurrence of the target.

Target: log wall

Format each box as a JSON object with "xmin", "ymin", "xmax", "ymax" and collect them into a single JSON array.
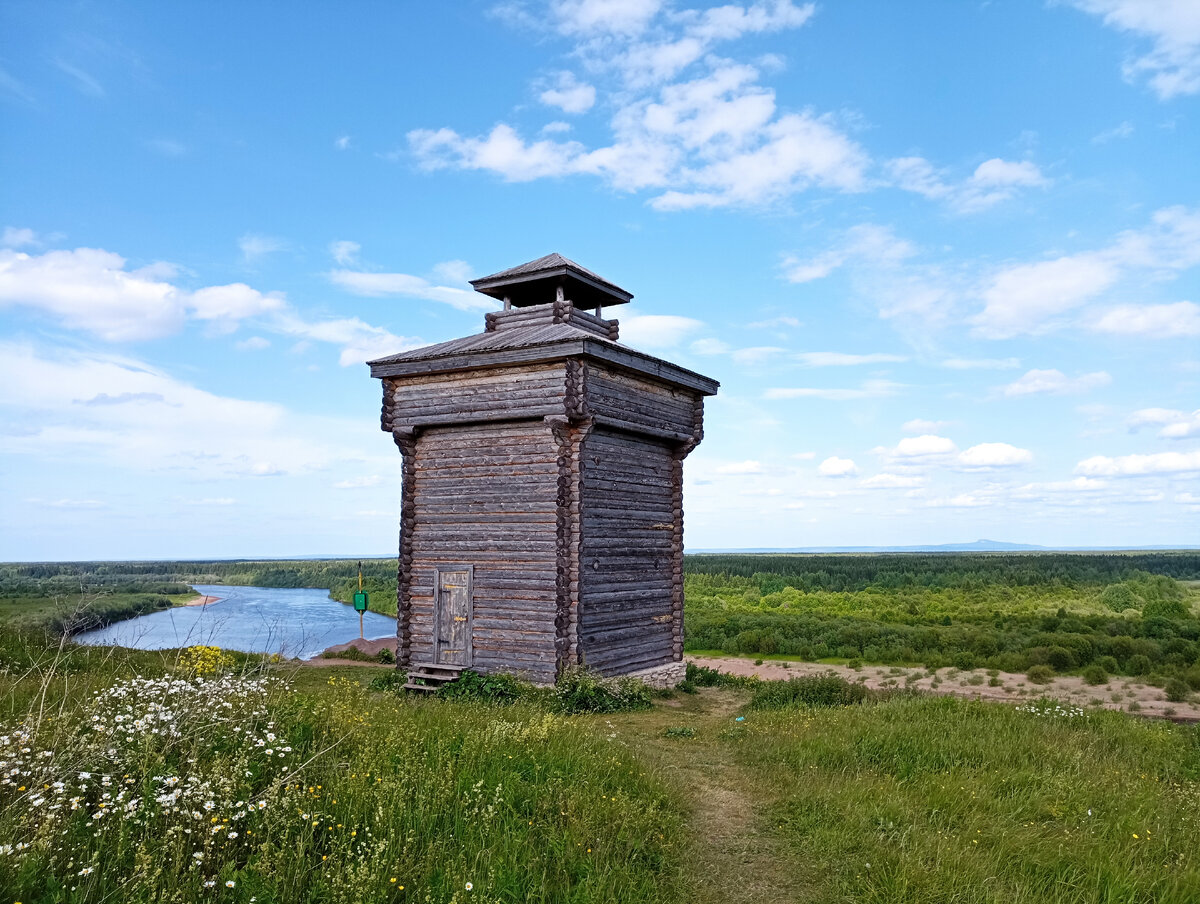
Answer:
[
  {"xmin": 577, "ymin": 426, "xmax": 677, "ymax": 674},
  {"xmin": 406, "ymin": 420, "xmax": 560, "ymax": 684},
  {"xmin": 385, "ymin": 364, "xmax": 565, "ymax": 431}
]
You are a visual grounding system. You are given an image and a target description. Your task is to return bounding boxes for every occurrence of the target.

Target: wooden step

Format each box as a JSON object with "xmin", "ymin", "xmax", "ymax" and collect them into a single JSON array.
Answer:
[{"xmin": 404, "ymin": 661, "xmax": 469, "ymax": 694}]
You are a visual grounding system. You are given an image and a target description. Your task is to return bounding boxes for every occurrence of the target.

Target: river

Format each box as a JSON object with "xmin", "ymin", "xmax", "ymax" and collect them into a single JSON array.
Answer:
[{"xmin": 73, "ymin": 584, "xmax": 398, "ymax": 660}]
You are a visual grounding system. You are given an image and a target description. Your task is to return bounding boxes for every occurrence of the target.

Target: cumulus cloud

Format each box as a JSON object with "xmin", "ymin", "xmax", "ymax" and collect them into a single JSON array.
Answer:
[
  {"xmin": 2, "ymin": 227, "xmax": 39, "ymax": 248},
  {"xmin": 956, "ymin": 442, "xmax": 1033, "ymax": 470},
  {"xmin": 0, "ymin": 343, "xmax": 381, "ymax": 479},
  {"xmin": 1076, "ymin": 450, "xmax": 1200, "ymax": 476},
  {"xmin": 619, "ymin": 313, "xmax": 705, "ymax": 348},
  {"xmin": 1091, "ymin": 301, "xmax": 1200, "ymax": 337},
  {"xmin": 818, "ymin": 455, "xmax": 858, "ymax": 477},
  {"xmin": 407, "ymin": 4, "xmax": 876, "ymax": 210},
  {"xmin": 1128, "ymin": 407, "xmax": 1200, "ymax": 439},
  {"xmin": 925, "ymin": 493, "xmax": 991, "ymax": 508},
  {"xmin": 1066, "ymin": 0, "xmax": 1200, "ymax": 99},
  {"xmin": 539, "ymin": 71, "xmax": 597, "ymax": 113},
  {"xmin": 887, "ymin": 156, "xmax": 1048, "ymax": 213},
  {"xmin": 1001, "ymin": 369, "xmax": 1112, "ymax": 397},
  {"xmin": 879, "ymin": 434, "xmax": 958, "ymax": 459},
  {"xmin": 973, "ymin": 205, "xmax": 1200, "ymax": 338},
  {"xmin": 940, "ymin": 357, "xmax": 1021, "ymax": 370},
  {"xmin": 270, "ymin": 312, "xmax": 423, "ymax": 366}
]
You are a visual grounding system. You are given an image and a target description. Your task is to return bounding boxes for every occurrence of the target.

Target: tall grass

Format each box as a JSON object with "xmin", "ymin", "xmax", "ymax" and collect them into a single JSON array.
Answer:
[
  {"xmin": 737, "ymin": 694, "xmax": 1200, "ymax": 903},
  {"xmin": 0, "ymin": 634, "xmax": 683, "ymax": 903}
]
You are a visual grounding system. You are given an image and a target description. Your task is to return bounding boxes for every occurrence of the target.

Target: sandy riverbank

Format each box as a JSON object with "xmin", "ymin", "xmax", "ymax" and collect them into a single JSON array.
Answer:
[{"xmin": 183, "ymin": 594, "xmax": 221, "ymax": 607}]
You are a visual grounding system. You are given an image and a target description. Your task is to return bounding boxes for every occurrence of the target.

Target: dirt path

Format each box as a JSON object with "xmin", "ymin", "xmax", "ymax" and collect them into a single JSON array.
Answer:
[{"xmin": 616, "ymin": 689, "xmax": 813, "ymax": 904}]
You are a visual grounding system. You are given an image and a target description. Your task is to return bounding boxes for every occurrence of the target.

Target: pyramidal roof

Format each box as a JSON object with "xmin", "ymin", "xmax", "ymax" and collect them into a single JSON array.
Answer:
[{"xmin": 469, "ymin": 252, "xmax": 633, "ymax": 309}]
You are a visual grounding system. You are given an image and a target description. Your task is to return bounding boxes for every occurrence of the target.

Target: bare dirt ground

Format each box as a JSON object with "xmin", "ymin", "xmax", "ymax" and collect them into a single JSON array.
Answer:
[
  {"xmin": 692, "ymin": 654, "xmax": 1200, "ymax": 722},
  {"xmin": 304, "ymin": 636, "xmax": 396, "ymax": 667}
]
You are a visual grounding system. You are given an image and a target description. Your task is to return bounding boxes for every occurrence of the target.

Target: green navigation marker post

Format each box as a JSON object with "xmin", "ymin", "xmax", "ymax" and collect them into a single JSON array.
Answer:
[{"xmin": 354, "ymin": 561, "xmax": 368, "ymax": 638}]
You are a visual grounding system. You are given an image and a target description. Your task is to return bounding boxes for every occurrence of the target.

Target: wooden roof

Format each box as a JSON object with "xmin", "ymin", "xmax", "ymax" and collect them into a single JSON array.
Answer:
[
  {"xmin": 469, "ymin": 253, "xmax": 633, "ymax": 309},
  {"xmin": 368, "ymin": 321, "xmax": 718, "ymax": 396}
]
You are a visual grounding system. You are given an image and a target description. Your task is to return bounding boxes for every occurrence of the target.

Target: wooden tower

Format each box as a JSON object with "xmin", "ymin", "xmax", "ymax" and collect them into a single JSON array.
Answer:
[{"xmin": 369, "ymin": 254, "xmax": 718, "ymax": 686}]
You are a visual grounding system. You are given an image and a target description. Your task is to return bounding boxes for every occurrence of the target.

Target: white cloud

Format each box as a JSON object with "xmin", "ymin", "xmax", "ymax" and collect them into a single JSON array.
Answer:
[
  {"xmin": 0, "ymin": 247, "xmax": 186, "ymax": 341},
  {"xmin": 0, "ymin": 343, "xmax": 379, "ymax": 479},
  {"xmin": 328, "ymin": 268, "xmax": 494, "ymax": 312},
  {"xmin": 270, "ymin": 312, "xmax": 423, "ymax": 366},
  {"xmin": 818, "ymin": 455, "xmax": 858, "ymax": 477},
  {"xmin": 1091, "ymin": 301, "xmax": 1200, "ymax": 337},
  {"xmin": 539, "ymin": 71, "xmax": 597, "ymax": 113},
  {"xmin": 620, "ymin": 313, "xmax": 705, "ymax": 349},
  {"xmin": 409, "ymin": 6, "xmax": 869, "ymax": 211},
  {"xmin": 748, "ymin": 314, "xmax": 801, "ymax": 329},
  {"xmin": 861, "ymin": 472, "xmax": 925, "ymax": 488},
  {"xmin": 795, "ymin": 351, "xmax": 907, "ymax": 367},
  {"xmin": 335, "ymin": 135, "xmax": 352, "ymax": 150},
  {"xmin": 974, "ymin": 206, "xmax": 1200, "ymax": 337},
  {"xmin": 690, "ymin": 337, "xmax": 731, "ymax": 355},
  {"xmin": 882, "ymin": 434, "xmax": 958, "ymax": 458},
  {"xmin": 239, "ymin": 234, "xmax": 287, "ymax": 263},
  {"xmin": 430, "ymin": 259, "xmax": 474, "ymax": 284},
  {"xmin": 902, "ymin": 419, "xmax": 951, "ymax": 434},
  {"xmin": 329, "ymin": 240, "xmax": 361, "ymax": 266},
  {"xmin": 1076, "ymin": 450, "xmax": 1200, "ymax": 477},
  {"xmin": 181, "ymin": 497, "xmax": 237, "ymax": 506},
  {"xmin": 1066, "ymin": 0, "xmax": 1200, "ymax": 99},
  {"xmin": 731, "ymin": 346, "xmax": 785, "ymax": 366},
  {"xmin": 764, "ymin": 380, "xmax": 902, "ymax": 401},
  {"xmin": 887, "ymin": 156, "xmax": 1048, "ymax": 212},
  {"xmin": 1001, "ymin": 369, "xmax": 1112, "ymax": 397},
  {"xmin": 783, "ymin": 224, "xmax": 915, "ymax": 283},
  {"xmin": 1128, "ymin": 407, "xmax": 1200, "ymax": 439},
  {"xmin": 2, "ymin": 227, "xmax": 39, "ymax": 248},
  {"xmin": 957, "ymin": 442, "xmax": 1033, "ymax": 470},
  {"xmin": 236, "ymin": 336, "xmax": 270, "ymax": 351},
  {"xmin": 190, "ymin": 284, "xmax": 286, "ymax": 326},
  {"xmin": 940, "ymin": 357, "xmax": 1021, "ymax": 370}
]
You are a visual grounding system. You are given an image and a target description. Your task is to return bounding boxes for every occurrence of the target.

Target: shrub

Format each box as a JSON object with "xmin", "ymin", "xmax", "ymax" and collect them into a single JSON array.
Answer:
[
  {"xmin": 664, "ymin": 726, "xmax": 696, "ymax": 738},
  {"xmin": 367, "ymin": 670, "xmax": 407, "ymax": 692},
  {"xmin": 376, "ymin": 647, "xmax": 395, "ymax": 664},
  {"xmin": 1095, "ymin": 655, "xmax": 1119, "ymax": 674},
  {"xmin": 1027, "ymin": 665, "xmax": 1055, "ymax": 685},
  {"xmin": 436, "ymin": 669, "xmax": 528, "ymax": 704},
  {"xmin": 1082, "ymin": 664, "xmax": 1109, "ymax": 685},
  {"xmin": 1164, "ymin": 679, "xmax": 1191, "ymax": 703},
  {"xmin": 1185, "ymin": 665, "xmax": 1200, "ymax": 691},
  {"xmin": 1046, "ymin": 646, "xmax": 1077, "ymax": 671},
  {"xmin": 952, "ymin": 651, "xmax": 977, "ymax": 670},
  {"xmin": 1143, "ymin": 598, "xmax": 1191, "ymax": 620},
  {"xmin": 1126, "ymin": 654, "xmax": 1152, "ymax": 676},
  {"xmin": 553, "ymin": 666, "xmax": 652, "ymax": 714},
  {"xmin": 685, "ymin": 662, "xmax": 759, "ymax": 689},
  {"xmin": 749, "ymin": 673, "xmax": 867, "ymax": 710},
  {"xmin": 1099, "ymin": 583, "xmax": 1139, "ymax": 611}
]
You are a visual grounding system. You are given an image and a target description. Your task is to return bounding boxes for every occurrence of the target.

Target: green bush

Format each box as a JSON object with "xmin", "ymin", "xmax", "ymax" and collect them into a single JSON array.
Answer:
[
  {"xmin": 1095, "ymin": 655, "xmax": 1120, "ymax": 673},
  {"xmin": 1082, "ymin": 664, "xmax": 1109, "ymax": 685},
  {"xmin": 1144, "ymin": 598, "xmax": 1192, "ymax": 620},
  {"xmin": 367, "ymin": 670, "xmax": 407, "ymax": 692},
  {"xmin": 1164, "ymin": 679, "xmax": 1192, "ymax": 703},
  {"xmin": 749, "ymin": 673, "xmax": 868, "ymax": 710},
  {"xmin": 1127, "ymin": 654, "xmax": 1153, "ymax": 676},
  {"xmin": 1185, "ymin": 664, "xmax": 1200, "ymax": 691},
  {"xmin": 436, "ymin": 669, "xmax": 529, "ymax": 704},
  {"xmin": 553, "ymin": 666, "xmax": 652, "ymax": 714},
  {"xmin": 1026, "ymin": 665, "xmax": 1055, "ymax": 685},
  {"xmin": 1099, "ymin": 583, "xmax": 1140, "ymax": 611}
]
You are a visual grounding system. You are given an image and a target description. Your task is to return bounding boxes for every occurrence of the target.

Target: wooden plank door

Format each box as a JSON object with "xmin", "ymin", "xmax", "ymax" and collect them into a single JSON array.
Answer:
[{"xmin": 434, "ymin": 566, "xmax": 473, "ymax": 666}]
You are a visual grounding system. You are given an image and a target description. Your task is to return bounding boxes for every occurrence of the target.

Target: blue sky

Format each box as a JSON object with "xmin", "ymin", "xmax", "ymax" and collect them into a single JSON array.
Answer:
[{"xmin": 1, "ymin": 0, "xmax": 1198, "ymax": 559}]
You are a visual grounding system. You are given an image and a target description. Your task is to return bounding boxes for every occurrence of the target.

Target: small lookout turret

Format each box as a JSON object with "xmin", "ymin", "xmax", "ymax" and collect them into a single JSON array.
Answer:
[{"xmin": 369, "ymin": 254, "xmax": 718, "ymax": 687}]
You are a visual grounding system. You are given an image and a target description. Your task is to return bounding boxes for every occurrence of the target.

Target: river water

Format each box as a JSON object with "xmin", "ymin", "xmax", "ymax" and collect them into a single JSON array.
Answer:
[{"xmin": 73, "ymin": 584, "xmax": 397, "ymax": 660}]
